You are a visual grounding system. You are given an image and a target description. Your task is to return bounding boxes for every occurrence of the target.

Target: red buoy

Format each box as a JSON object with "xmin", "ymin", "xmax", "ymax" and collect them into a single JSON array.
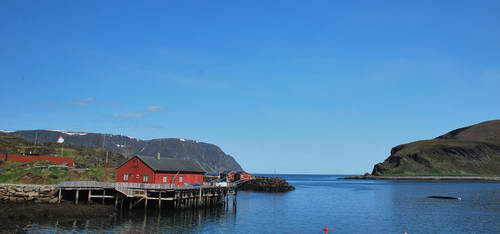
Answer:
[{"xmin": 323, "ymin": 227, "xmax": 329, "ymax": 233}]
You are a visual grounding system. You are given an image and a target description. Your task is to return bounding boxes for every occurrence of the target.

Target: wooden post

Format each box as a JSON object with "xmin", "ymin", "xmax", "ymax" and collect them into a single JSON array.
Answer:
[
  {"xmin": 114, "ymin": 194, "xmax": 118, "ymax": 208},
  {"xmin": 88, "ymin": 190, "xmax": 92, "ymax": 204},
  {"xmin": 129, "ymin": 199, "xmax": 133, "ymax": 211},
  {"xmin": 173, "ymin": 193, "xmax": 177, "ymax": 209},
  {"xmin": 75, "ymin": 189, "xmax": 79, "ymax": 205},
  {"xmin": 120, "ymin": 198, "xmax": 124, "ymax": 210},
  {"xmin": 233, "ymin": 190, "xmax": 237, "ymax": 208},
  {"xmin": 198, "ymin": 188, "xmax": 202, "ymax": 208},
  {"xmin": 144, "ymin": 196, "xmax": 148, "ymax": 209},
  {"xmin": 102, "ymin": 190, "xmax": 106, "ymax": 204},
  {"xmin": 158, "ymin": 192, "xmax": 162, "ymax": 209},
  {"xmin": 58, "ymin": 189, "xmax": 62, "ymax": 204}
]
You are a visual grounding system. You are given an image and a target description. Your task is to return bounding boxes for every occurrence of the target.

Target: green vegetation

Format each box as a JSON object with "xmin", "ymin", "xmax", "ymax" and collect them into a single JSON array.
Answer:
[
  {"xmin": 0, "ymin": 161, "xmax": 115, "ymax": 184},
  {"xmin": 0, "ymin": 133, "xmax": 122, "ymax": 184},
  {"xmin": 372, "ymin": 120, "xmax": 500, "ymax": 176},
  {"xmin": 0, "ymin": 133, "xmax": 126, "ymax": 168}
]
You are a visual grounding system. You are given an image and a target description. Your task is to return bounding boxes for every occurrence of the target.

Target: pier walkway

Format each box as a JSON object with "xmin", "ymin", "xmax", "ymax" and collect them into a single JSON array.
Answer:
[{"xmin": 56, "ymin": 181, "xmax": 237, "ymax": 210}]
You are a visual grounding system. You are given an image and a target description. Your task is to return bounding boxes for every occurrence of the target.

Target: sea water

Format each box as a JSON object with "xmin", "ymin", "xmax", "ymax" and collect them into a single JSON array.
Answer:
[{"xmin": 27, "ymin": 174, "xmax": 500, "ymax": 233}]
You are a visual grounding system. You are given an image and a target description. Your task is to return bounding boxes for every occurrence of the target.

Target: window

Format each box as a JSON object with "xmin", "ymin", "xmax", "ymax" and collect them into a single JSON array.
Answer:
[
  {"xmin": 163, "ymin": 176, "xmax": 167, "ymax": 183},
  {"xmin": 179, "ymin": 176, "xmax": 184, "ymax": 183},
  {"xmin": 123, "ymin": 174, "xmax": 129, "ymax": 181},
  {"xmin": 143, "ymin": 175, "xmax": 149, "ymax": 182}
]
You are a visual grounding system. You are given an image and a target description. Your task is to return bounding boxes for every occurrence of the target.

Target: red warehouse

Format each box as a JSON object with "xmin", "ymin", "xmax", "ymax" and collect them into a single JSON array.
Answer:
[{"xmin": 116, "ymin": 155, "xmax": 206, "ymax": 186}]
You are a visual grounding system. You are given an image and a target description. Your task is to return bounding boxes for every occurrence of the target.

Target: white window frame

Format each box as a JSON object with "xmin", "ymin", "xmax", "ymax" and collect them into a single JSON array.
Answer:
[
  {"xmin": 123, "ymin": 173, "xmax": 129, "ymax": 181},
  {"xmin": 179, "ymin": 176, "xmax": 184, "ymax": 183},
  {"xmin": 143, "ymin": 175, "xmax": 149, "ymax": 182},
  {"xmin": 163, "ymin": 176, "xmax": 167, "ymax": 183}
]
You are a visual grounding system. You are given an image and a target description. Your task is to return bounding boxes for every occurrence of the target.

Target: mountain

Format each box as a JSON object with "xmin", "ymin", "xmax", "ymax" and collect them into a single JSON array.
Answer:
[
  {"xmin": 1, "ymin": 130, "xmax": 243, "ymax": 172},
  {"xmin": 372, "ymin": 120, "xmax": 500, "ymax": 176}
]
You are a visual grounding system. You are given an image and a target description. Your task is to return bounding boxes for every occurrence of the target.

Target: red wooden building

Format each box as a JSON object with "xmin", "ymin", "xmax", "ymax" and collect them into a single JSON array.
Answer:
[
  {"xmin": 116, "ymin": 155, "xmax": 206, "ymax": 186},
  {"xmin": 0, "ymin": 154, "xmax": 75, "ymax": 167},
  {"xmin": 221, "ymin": 170, "xmax": 253, "ymax": 182},
  {"xmin": 236, "ymin": 172, "xmax": 252, "ymax": 181}
]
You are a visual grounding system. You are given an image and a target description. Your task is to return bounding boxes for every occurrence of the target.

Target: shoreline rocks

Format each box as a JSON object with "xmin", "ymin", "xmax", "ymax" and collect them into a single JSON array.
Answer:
[
  {"xmin": 239, "ymin": 176, "xmax": 295, "ymax": 192},
  {"xmin": 0, "ymin": 184, "xmax": 58, "ymax": 203},
  {"xmin": 340, "ymin": 175, "xmax": 500, "ymax": 181}
]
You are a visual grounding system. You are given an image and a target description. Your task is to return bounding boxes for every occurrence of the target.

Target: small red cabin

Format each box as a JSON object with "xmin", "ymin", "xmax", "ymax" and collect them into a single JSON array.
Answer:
[
  {"xmin": 0, "ymin": 154, "xmax": 75, "ymax": 167},
  {"xmin": 236, "ymin": 172, "xmax": 252, "ymax": 181},
  {"xmin": 116, "ymin": 155, "xmax": 206, "ymax": 186},
  {"xmin": 221, "ymin": 170, "xmax": 252, "ymax": 182}
]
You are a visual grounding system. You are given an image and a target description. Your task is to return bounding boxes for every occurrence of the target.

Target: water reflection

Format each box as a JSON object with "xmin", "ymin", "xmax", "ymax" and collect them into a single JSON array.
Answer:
[
  {"xmin": 26, "ymin": 206, "xmax": 236, "ymax": 233},
  {"xmin": 20, "ymin": 176, "xmax": 500, "ymax": 233}
]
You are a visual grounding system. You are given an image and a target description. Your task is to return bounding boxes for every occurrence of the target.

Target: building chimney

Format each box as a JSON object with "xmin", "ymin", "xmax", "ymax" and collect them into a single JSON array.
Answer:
[{"xmin": 156, "ymin": 152, "xmax": 161, "ymax": 160}]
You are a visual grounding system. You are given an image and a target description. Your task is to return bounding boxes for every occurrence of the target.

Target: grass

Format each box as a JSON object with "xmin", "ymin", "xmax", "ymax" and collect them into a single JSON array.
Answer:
[
  {"xmin": 375, "ymin": 138, "xmax": 500, "ymax": 176},
  {"xmin": 0, "ymin": 161, "xmax": 116, "ymax": 184},
  {"xmin": 0, "ymin": 134, "xmax": 122, "ymax": 184},
  {"xmin": 0, "ymin": 133, "xmax": 126, "ymax": 169}
]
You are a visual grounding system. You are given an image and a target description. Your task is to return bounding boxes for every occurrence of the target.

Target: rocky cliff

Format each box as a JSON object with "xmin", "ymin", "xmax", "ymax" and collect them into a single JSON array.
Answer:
[
  {"xmin": 2, "ymin": 130, "xmax": 242, "ymax": 172},
  {"xmin": 372, "ymin": 120, "xmax": 500, "ymax": 176}
]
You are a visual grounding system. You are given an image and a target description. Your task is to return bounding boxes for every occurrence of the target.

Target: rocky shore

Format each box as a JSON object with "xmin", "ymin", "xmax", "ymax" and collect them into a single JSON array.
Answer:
[
  {"xmin": 239, "ymin": 176, "xmax": 295, "ymax": 192},
  {"xmin": 340, "ymin": 175, "xmax": 500, "ymax": 181},
  {"xmin": 0, "ymin": 184, "xmax": 58, "ymax": 203}
]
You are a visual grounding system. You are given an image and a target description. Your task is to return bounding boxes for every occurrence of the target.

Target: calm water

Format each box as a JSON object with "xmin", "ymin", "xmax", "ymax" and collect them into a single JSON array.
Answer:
[{"xmin": 28, "ymin": 175, "xmax": 500, "ymax": 233}]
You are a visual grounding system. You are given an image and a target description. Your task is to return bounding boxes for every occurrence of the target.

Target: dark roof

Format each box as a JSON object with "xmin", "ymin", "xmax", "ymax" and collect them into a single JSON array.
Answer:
[{"xmin": 136, "ymin": 155, "xmax": 206, "ymax": 173}]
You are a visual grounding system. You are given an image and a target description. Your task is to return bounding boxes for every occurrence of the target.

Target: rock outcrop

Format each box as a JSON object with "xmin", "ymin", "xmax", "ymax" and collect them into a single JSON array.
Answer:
[
  {"xmin": 239, "ymin": 177, "xmax": 295, "ymax": 192},
  {"xmin": 372, "ymin": 120, "xmax": 500, "ymax": 176}
]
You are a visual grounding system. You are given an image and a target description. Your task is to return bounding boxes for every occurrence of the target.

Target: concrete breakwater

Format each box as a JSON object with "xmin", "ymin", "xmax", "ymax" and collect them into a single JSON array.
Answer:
[{"xmin": 0, "ymin": 184, "xmax": 59, "ymax": 203}]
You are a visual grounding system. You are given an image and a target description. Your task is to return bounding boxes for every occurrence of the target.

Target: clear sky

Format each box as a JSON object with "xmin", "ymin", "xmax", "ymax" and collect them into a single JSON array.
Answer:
[{"xmin": 1, "ymin": 1, "xmax": 500, "ymax": 174}]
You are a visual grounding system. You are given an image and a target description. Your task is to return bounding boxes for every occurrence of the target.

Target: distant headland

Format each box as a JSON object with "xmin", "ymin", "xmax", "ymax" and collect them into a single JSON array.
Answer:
[{"xmin": 350, "ymin": 120, "xmax": 500, "ymax": 179}]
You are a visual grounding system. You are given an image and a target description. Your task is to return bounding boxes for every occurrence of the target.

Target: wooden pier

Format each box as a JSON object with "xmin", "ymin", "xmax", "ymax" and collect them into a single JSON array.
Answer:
[{"xmin": 56, "ymin": 181, "xmax": 237, "ymax": 210}]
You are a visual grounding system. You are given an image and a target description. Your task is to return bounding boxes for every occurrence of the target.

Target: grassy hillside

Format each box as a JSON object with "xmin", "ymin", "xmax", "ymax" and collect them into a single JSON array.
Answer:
[
  {"xmin": 0, "ymin": 133, "xmax": 123, "ymax": 184},
  {"xmin": 372, "ymin": 120, "xmax": 500, "ymax": 176},
  {"xmin": 7, "ymin": 130, "xmax": 243, "ymax": 172},
  {"xmin": 0, "ymin": 161, "xmax": 115, "ymax": 184},
  {"xmin": 0, "ymin": 133, "xmax": 126, "ymax": 168}
]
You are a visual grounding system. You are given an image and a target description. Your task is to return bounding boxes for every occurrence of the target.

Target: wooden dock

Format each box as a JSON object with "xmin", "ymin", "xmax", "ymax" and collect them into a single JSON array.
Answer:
[{"xmin": 56, "ymin": 181, "xmax": 238, "ymax": 210}]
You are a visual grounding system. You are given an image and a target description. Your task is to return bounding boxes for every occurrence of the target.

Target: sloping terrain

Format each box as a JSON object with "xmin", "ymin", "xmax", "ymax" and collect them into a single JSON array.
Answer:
[
  {"xmin": 372, "ymin": 120, "xmax": 500, "ymax": 176},
  {"xmin": 0, "ymin": 132, "xmax": 126, "ymax": 168},
  {"xmin": 2, "ymin": 130, "xmax": 243, "ymax": 172}
]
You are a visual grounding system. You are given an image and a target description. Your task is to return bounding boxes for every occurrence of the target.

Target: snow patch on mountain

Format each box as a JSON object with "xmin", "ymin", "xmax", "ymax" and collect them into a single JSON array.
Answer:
[{"xmin": 49, "ymin": 130, "xmax": 89, "ymax": 136}]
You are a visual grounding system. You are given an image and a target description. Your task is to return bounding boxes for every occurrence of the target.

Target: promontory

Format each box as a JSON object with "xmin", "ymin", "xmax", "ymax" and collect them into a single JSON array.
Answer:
[{"xmin": 371, "ymin": 120, "xmax": 500, "ymax": 176}]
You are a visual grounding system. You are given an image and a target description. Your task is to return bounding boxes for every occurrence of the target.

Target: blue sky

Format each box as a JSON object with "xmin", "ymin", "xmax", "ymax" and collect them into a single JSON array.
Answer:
[{"xmin": 1, "ymin": 1, "xmax": 500, "ymax": 174}]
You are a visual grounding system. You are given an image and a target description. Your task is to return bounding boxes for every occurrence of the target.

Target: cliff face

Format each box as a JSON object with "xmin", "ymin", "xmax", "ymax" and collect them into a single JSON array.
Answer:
[
  {"xmin": 2, "ymin": 130, "xmax": 242, "ymax": 172},
  {"xmin": 372, "ymin": 120, "xmax": 500, "ymax": 176}
]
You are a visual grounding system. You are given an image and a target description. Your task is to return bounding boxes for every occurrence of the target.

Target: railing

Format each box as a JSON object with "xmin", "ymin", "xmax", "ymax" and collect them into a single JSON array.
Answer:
[
  {"xmin": 56, "ymin": 181, "xmax": 237, "ymax": 190},
  {"xmin": 57, "ymin": 181, "xmax": 176, "ymax": 189}
]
